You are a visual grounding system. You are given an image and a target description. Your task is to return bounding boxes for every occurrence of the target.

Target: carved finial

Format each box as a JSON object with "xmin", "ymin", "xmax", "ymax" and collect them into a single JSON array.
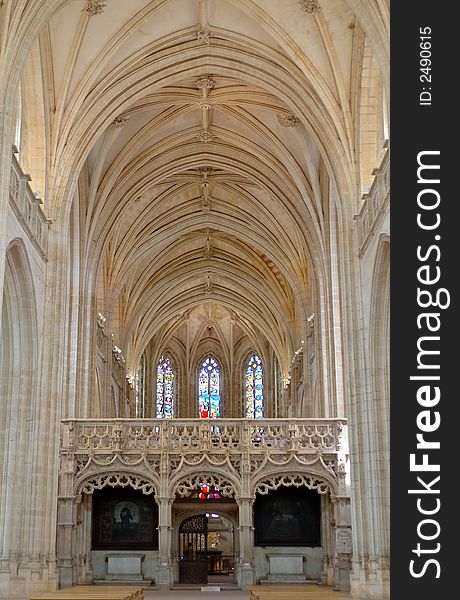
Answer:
[
  {"xmin": 113, "ymin": 114, "xmax": 128, "ymax": 128},
  {"xmin": 83, "ymin": 0, "xmax": 106, "ymax": 16},
  {"xmin": 299, "ymin": 0, "xmax": 321, "ymax": 14},
  {"xmin": 112, "ymin": 345, "xmax": 125, "ymax": 363},
  {"xmin": 126, "ymin": 371, "xmax": 135, "ymax": 389},
  {"xmin": 277, "ymin": 113, "xmax": 299, "ymax": 128},
  {"xmin": 197, "ymin": 27, "xmax": 212, "ymax": 44},
  {"xmin": 97, "ymin": 312, "xmax": 107, "ymax": 328},
  {"xmin": 197, "ymin": 130, "xmax": 215, "ymax": 143}
]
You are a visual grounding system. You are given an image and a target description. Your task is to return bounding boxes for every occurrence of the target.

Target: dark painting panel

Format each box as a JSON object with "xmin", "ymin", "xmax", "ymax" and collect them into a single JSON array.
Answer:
[
  {"xmin": 92, "ymin": 488, "xmax": 158, "ymax": 550},
  {"xmin": 254, "ymin": 487, "xmax": 321, "ymax": 546}
]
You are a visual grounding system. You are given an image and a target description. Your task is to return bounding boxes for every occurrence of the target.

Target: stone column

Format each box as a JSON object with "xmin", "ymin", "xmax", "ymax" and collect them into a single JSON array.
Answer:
[
  {"xmin": 320, "ymin": 495, "xmax": 335, "ymax": 585},
  {"xmin": 333, "ymin": 498, "xmax": 352, "ymax": 592},
  {"xmin": 57, "ymin": 422, "xmax": 78, "ymax": 588},
  {"xmin": 76, "ymin": 494, "xmax": 93, "ymax": 584},
  {"xmin": 156, "ymin": 496, "xmax": 173, "ymax": 588},
  {"xmin": 56, "ymin": 497, "xmax": 77, "ymax": 589},
  {"xmin": 236, "ymin": 497, "xmax": 255, "ymax": 587},
  {"xmin": 236, "ymin": 425, "xmax": 255, "ymax": 587}
]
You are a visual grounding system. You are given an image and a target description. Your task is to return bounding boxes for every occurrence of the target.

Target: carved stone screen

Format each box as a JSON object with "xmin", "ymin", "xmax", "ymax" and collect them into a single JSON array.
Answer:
[
  {"xmin": 92, "ymin": 488, "xmax": 158, "ymax": 550},
  {"xmin": 254, "ymin": 487, "xmax": 321, "ymax": 546}
]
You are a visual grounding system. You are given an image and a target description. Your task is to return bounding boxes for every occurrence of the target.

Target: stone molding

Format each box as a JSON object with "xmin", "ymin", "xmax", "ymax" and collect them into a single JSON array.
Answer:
[
  {"xmin": 355, "ymin": 148, "xmax": 390, "ymax": 256},
  {"xmin": 8, "ymin": 151, "xmax": 50, "ymax": 259}
]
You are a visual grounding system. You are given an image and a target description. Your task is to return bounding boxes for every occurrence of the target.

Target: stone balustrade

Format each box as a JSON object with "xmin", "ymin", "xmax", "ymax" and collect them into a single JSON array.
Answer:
[
  {"xmin": 61, "ymin": 417, "xmax": 347, "ymax": 455},
  {"xmin": 8, "ymin": 150, "xmax": 50, "ymax": 259},
  {"xmin": 355, "ymin": 146, "xmax": 390, "ymax": 256}
]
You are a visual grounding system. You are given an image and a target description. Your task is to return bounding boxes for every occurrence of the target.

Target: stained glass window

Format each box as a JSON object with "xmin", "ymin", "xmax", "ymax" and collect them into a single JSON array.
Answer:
[
  {"xmin": 245, "ymin": 354, "xmax": 264, "ymax": 418},
  {"xmin": 156, "ymin": 355, "xmax": 174, "ymax": 418},
  {"xmin": 199, "ymin": 357, "xmax": 221, "ymax": 418},
  {"xmin": 194, "ymin": 484, "xmax": 222, "ymax": 500}
]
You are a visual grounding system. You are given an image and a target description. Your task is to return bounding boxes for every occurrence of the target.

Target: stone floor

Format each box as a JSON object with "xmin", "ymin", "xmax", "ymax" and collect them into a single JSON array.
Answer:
[
  {"xmin": 143, "ymin": 588, "xmax": 353, "ymax": 600},
  {"xmin": 1, "ymin": 584, "xmax": 355, "ymax": 600},
  {"xmin": 145, "ymin": 592, "xmax": 248, "ymax": 600}
]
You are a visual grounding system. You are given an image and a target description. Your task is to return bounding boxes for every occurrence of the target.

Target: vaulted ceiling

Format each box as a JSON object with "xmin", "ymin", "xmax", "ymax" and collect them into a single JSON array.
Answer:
[{"xmin": 26, "ymin": 0, "xmax": 388, "ymax": 372}]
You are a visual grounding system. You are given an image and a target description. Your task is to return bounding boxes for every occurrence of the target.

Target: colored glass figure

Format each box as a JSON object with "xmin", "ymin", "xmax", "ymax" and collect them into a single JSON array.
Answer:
[
  {"xmin": 197, "ymin": 484, "xmax": 222, "ymax": 500},
  {"xmin": 245, "ymin": 354, "xmax": 264, "ymax": 418},
  {"xmin": 199, "ymin": 357, "xmax": 221, "ymax": 418},
  {"xmin": 156, "ymin": 355, "xmax": 174, "ymax": 418}
]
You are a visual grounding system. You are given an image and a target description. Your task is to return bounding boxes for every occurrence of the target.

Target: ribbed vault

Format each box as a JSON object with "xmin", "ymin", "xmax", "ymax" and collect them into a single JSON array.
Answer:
[{"xmin": 0, "ymin": 0, "xmax": 388, "ymax": 401}]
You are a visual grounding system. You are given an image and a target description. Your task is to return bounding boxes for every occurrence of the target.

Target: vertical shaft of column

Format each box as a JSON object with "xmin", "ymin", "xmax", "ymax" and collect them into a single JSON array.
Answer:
[
  {"xmin": 229, "ymin": 317, "xmax": 234, "ymax": 416},
  {"xmin": 185, "ymin": 316, "xmax": 190, "ymax": 417},
  {"xmin": 156, "ymin": 495, "xmax": 173, "ymax": 588},
  {"xmin": 237, "ymin": 429, "xmax": 255, "ymax": 589},
  {"xmin": 57, "ymin": 424, "xmax": 77, "ymax": 589},
  {"xmin": 237, "ymin": 496, "xmax": 255, "ymax": 588}
]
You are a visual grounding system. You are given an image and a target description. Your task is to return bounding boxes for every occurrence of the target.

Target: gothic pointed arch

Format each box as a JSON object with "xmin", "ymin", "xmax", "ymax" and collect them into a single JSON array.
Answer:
[
  {"xmin": 0, "ymin": 239, "xmax": 38, "ymax": 563},
  {"xmin": 171, "ymin": 471, "xmax": 239, "ymax": 500},
  {"xmin": 75, "ymin": 470, "xmax": 159, "ymax": 499},
  {"xmin": 252, "ymin": 468, "xmax": 339, "ymax": 499}
]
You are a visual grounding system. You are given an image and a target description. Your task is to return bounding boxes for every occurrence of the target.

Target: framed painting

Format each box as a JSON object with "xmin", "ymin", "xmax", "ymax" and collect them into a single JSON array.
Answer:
[{"xmin": 92, "ymin": 488, "xmax": 158, "ymax": 550}]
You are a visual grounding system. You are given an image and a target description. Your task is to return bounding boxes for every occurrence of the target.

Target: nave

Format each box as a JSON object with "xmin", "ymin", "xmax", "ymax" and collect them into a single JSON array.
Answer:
[{"xmin": 0, "ymin": 1, "xmax": 389, "ymax": 599}]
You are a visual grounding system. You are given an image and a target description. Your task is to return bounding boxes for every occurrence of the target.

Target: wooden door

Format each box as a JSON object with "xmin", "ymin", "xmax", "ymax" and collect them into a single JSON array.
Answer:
[{"xmin": 179, "ymin": 514, "xmax": 208, "ymax": 584}]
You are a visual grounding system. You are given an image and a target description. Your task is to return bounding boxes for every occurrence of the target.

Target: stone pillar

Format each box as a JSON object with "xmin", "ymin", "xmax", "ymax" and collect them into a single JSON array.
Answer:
[
  {"xmin": 320, "ymin": 495, "xmax": 335, "ymax": 585},
  {"xmin": 57, "ymin": 422, "xmax": 77, "ymax": 588},
  {"xmin": 156, "ymin": 496, "xmax": 173, "ymax": 588},
  {"xmin": 75, "ymin": 494, "xmax": 93, "ymax": 584},
  {"xmin": 332, "ymin": 495, "xmax": 352, "ymax": 592},
  {"xmin": 56, "ymin": 498, "xmax": 77, "ymax": 589},
  {"xmin": 236, "ymin": 426, "xmax": 255, "ymax": 587},
  {"xmin": 236, "ymin": 497, "xmax": 255, "ymax": 587}
]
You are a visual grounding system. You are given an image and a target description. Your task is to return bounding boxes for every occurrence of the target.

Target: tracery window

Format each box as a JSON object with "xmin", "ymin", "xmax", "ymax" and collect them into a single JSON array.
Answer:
[
  {"xmin": 156, "ymin": 354, "xmax": 174, "ymax": 418},
  {"xmin": 245, "ymin": 354, "xmax": 264, "ymax": 418},
  {"xmin": 198, "ymin": 357, "xmax": 221, "ymax": 418}
]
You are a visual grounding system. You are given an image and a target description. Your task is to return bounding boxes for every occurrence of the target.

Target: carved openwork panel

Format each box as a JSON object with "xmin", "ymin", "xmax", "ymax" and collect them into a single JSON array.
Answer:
[
  {"xmin": 254, "ymin": 473, "xmax": 333, "ymax": 496},
  {"xmin": 78, "ymin": 473, "xmax": 156, "ymax": 497},
  {"xmin": 174, "ymin": 473, "xmax": 236, "ymax": 499}
]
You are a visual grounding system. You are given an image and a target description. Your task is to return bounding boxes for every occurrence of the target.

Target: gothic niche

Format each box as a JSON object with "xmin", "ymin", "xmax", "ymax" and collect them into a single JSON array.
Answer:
[
  {"xmin": 92, "ymin": 488, "xmax": 159, "ymax": 550},
  {"xmin": 254, "ymin": 487, "xmax": 321, "ymax": 546}
]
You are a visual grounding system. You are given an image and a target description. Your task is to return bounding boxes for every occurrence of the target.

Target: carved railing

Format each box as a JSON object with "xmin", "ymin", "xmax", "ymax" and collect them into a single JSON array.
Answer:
[
  {"xmin": 8, "ymin": 150, "xmax": 50, "ymax": 259},
  {"xmin": 59, "ymin": 418, "xmax": 349, "ymax": 502},
  {"xmin": 355, "ymin": 146, "xmax": 390, "ymax": 256},
  {"xmin": 61, "ymin": 418, "xmax": 347, "ymax": 454}
]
